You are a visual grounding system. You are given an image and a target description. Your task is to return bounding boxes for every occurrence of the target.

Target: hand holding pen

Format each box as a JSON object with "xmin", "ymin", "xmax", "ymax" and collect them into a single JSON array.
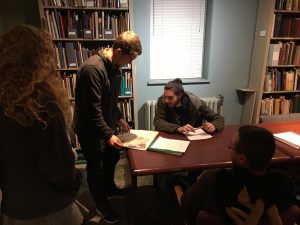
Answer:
[
  {"xmin": 201, "ymin": 119, "xmax": 216, "ymax": 133},
  {"xmin": 177, "ymin": 124, "xmax": 196, "ymax": 133}
]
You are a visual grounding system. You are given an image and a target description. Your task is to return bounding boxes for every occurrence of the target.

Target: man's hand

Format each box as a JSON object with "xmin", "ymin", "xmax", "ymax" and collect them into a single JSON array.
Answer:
[
  {"xmin": 117, "ymin": 118, "xmax": 130, "ymax": 133},
  {"xmin": 201, "ymin": 121, "xmax": 216, "ymax": 133},
  {"xmin": 177, "ymin": 124, "xmax": 195, "ymax": 133},
  {"xmin": 266, "ymin": 205, "xmax": 282, "ymax": 225},
  {"xmin": 226, "ymin": 199, "xmax": 264, "ymax": 225},
  {"xmin": 237, "ymin": 186, "xmax": 252, "ymax": 210},
  {"xmin": 108, "ymin": 135, "xmax": 123, "ymax": 149}
]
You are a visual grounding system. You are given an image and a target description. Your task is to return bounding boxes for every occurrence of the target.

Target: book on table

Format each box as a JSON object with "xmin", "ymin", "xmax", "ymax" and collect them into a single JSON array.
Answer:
[
  {"xmin": 148, "ymin": 136, "xmax": 190, "ymax": 156},
  {"xmin": 118, "ymin": 130, "xmax": 190, "ymax": 155},
  {"xmin": 273, "ymin": 131, "xmax": 300, "ymax": 149},
  {"xmin": 117, "ymin": 130, "xmax": 158, "ymax": 150}
]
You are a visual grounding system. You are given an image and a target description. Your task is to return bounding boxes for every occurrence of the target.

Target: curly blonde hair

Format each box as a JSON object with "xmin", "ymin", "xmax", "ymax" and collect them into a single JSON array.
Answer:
[{"xmin": 0, "ymin": 25, "xmax": 71, "ymax": 127}]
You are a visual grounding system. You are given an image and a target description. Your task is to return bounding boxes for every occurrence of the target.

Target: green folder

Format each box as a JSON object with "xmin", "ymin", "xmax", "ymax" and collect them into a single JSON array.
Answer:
[
  {"xmin": 147, "ymin": 136, "xmax": 189, "ymax": 156},
  {"xmin": 148, "ymin": 146, "xmax": 183, "ymax": 156}
]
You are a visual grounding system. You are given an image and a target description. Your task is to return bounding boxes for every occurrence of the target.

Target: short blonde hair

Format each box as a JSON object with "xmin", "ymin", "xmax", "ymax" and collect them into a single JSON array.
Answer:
[{"xmin": 113, "ymin": 31, "xmax": 142, "ymax": 56}]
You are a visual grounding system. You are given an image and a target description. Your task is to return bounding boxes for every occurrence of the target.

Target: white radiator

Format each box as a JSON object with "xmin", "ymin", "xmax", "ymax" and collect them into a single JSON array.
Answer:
[
  {"xmin": 145, "ymin": 100, "xmax": 158, "ymax": 131},
  {"xmin": 144, "ymin": 95, "xmax": 224, "ymax": 130}
]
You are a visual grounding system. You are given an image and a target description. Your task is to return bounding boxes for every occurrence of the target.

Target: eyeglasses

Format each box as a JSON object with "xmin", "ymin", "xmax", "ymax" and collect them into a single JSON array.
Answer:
[
  {"xmin": 228, "ymin": 144, "xmax": 239, "ymax": 152},
  {"xmin": 163, "ymin": 95, "xmax": 175, "ymax": 101}
]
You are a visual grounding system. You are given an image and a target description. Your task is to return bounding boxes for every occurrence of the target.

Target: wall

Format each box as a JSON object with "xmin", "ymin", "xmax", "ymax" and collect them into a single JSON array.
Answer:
[
  {"xmin": 0, "ymin": 0, "xmax": 258, "ymax": 127},
  {"xmin": 0, "ymin": 0, "xmax": 40, "ymax": 35},
  {"xmin": 132, "ymin": 0, "xmax": 258, "ymax": 128}
]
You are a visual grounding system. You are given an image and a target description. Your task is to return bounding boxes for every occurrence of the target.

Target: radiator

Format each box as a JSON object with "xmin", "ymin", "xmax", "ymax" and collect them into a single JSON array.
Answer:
[{"xmin": 144, "ymin": 95, "xmax": 224, "ymax": 130}]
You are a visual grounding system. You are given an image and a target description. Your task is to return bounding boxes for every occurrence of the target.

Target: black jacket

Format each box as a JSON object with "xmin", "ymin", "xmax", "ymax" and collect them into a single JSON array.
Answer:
[
  {"xmin": 0, "ymin": 103, "xmax": 81, "ymax": 219},
  {"xmin": 74, "ymin": 50, "xmax": 123, "ymax": 140}
]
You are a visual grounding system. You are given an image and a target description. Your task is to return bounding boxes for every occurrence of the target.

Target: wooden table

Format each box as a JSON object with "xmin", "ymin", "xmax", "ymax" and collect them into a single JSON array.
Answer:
[
  {"xmin": 126, "ymin": 124, "xmax": 292, "ymax": 225},
  {"xmin": 258, "ymin": 121, "xmax": 300, "ymax": 161}
]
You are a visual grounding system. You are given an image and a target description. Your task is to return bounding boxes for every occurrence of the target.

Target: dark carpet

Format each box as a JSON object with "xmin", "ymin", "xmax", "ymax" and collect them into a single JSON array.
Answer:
[{"xmin": 76, "ymin": 159, "xmax": 175, "ymax": 225}]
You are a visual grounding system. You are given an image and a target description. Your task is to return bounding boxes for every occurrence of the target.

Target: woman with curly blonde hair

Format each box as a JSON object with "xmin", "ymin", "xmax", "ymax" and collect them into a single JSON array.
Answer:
[{"xmin": 0, "ymin": 25, "xmax": 85, "ymax": 225}]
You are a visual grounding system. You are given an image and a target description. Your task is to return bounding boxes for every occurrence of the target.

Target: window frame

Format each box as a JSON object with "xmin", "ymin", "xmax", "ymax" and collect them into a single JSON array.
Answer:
[{"xmin": 148, "ymin": 0, "xmax": 208, "ymax": 85}]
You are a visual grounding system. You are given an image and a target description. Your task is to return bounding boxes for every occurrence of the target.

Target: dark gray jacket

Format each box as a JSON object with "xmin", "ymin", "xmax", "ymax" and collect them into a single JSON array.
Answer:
[{"xmin": 153, "ymin": 92, "xmax": 224, "ymax": 133}]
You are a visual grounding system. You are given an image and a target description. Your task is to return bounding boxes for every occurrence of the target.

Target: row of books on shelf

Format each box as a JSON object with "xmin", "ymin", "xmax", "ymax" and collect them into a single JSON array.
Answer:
[
  {"xmin": 264, "ymin": 68, "xmax": 300, "ymax": 92},
  {"xmin": 118, "ymin": 99, "xmax": 134, "ymax": 124},
  {"xmin": 61, "ymin": 73, "xmax": 76, "ymax": 98},
  {"xmin": 275, "ymin": 0, "xmax": 300, "ymax": 11},
  {"xmin": 119, "ymin": 71, "xmax": 132, "ymax": 96},
  {"xmin": 61, "ymin": 72, "xmax": 133, "ymax": 99},
  {"xmin": 54, "ymin": 42, "xmax": 104, "ymax": 69},
  {"xmin": 264, "ymin": 68, "xmax": 300, "ymax": 91},
  {"xmin": 268, "ymin": 42, "xmax": 300, "ymax": 66},
  {"xmin": 261, "ymin": 94, "xmax": 300, "ymax": 115},
  {"xmin": 273, "ymin": 14, "xmax": 300, "ymax": 38},
  {"xmin": 44, "ymin": 9, "xmax": 129, "ymax": 39},
  {"xmin": 43, "ymin": 0, "xmax": 128, "ymax": 8},
  {"xmin": 71, "ymin": 98, "xmax": 134, "ymax": 125},
  {"xmin": 55, "ymin": 42, "xmax": 130, "ymax": 70}
]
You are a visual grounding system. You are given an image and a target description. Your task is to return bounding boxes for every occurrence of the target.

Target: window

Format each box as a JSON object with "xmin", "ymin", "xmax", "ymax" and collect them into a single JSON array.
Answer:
[{"xmin": 150, "ymin": 0, "xmax": 206, "ymax": 81}]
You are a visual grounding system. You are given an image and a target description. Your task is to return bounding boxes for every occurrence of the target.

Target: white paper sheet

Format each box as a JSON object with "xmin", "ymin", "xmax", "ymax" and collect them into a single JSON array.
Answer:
[
  {"xmin": 273, "ymin": 132, "xmax": 300, "ymax": 149},
  {"xmin": 184, "ymin": 128, "xmax": 212, "ymax": 140}
]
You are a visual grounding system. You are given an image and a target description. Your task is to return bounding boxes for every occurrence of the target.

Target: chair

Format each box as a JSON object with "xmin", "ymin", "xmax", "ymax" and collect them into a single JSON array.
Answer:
[{"xmin": 259, "ymin": 113, "xmax": 300, "ymax": 123}]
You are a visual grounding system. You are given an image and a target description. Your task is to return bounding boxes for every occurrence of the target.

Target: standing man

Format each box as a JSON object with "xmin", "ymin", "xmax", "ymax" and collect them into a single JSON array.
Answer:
[
  {"xmin": 74, "ymin": 31, "xmax": 142, "ymax": 224},
  {"xmin": 154, "ymin": 78, "xmax": 224, "ymax": 134}
]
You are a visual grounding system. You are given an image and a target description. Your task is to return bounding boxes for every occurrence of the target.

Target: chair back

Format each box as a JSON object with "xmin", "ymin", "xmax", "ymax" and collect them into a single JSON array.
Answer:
[{"xmin": 259, "ymin": 113, "xmax": 300, "ymax": 123}]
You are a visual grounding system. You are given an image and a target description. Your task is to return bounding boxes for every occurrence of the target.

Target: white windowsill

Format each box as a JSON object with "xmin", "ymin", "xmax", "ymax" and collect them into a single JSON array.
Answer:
[{"xmin": 147, "ymin": 78, "xmax": 210, "ymax": 86}]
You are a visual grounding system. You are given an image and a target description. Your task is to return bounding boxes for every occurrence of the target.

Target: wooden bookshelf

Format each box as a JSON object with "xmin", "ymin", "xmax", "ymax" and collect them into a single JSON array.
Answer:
[
  {"xmin": 38, "ymin": 0, "xmax": 138, "ymax": 151},
  {"xmin": 241, "ymin": 0, "xmax": 300, "ymax": 124}
]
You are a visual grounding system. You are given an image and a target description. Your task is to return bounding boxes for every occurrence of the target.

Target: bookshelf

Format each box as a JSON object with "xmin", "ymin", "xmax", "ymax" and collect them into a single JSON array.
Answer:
[
  {"xmin": 37, "ymin": 0, "xmax": 138, "ymax": 151},
  {"xmin": 241, "ymin": 0, "xmax": 300, "ymax": 124}
]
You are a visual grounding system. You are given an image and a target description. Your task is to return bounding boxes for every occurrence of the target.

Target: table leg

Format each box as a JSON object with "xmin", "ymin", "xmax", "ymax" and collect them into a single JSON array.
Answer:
[{"xmin": 130, "ymin": 173, "xmax": 138, "ymax": 225}]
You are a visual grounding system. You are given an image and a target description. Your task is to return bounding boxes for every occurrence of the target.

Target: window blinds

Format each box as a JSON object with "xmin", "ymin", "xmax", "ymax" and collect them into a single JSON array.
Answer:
[{"xmin": 150, "ymin": 0, "xmax": 206, "ymax": 80}]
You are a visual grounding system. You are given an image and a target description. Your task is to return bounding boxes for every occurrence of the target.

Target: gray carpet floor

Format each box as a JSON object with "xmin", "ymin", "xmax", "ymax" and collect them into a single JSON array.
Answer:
[{"xmin": 76, "ymin": 158, "xmax": 175, "ymax": 225}]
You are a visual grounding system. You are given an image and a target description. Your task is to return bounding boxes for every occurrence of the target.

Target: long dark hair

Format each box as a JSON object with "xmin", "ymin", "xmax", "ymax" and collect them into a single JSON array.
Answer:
[
  {"xmin": 164, "ymin": 78, "xmax": 185, "ymax": 95},
  {"xmin": 0, "ymin": 25, "xmax": 71, "ymax": 127}
]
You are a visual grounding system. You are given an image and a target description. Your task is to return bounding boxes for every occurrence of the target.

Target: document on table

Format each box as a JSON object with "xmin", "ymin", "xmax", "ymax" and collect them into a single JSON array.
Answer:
[
  {"xmin": 117, "ymin": 130, "xmax": 159, "ymax": 150},
  {"xmin": 184, "ymin": 128, "xmax": 212, "ymax": 140},
  {"xmin": 148, "ymin": 136, "xmax": 190, "ymax": 156},
  {"xmin": 273, "ymin": 131, "xmax": 300, "ymax": 149}
]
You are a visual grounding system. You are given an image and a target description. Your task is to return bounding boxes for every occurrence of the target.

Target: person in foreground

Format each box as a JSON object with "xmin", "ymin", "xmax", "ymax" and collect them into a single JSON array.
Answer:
[
  {"xmin": 0, "ymin": 25, "xmax": 84, "ymax": 225},
  {"xmin": 153, "ymin": 78, "xmax": 224, "ymax": 134},
  {"xmin": 181, "ymin": 125, "xmax": 296, "ymax": 225},
  {"xmin": 74, "ymin": 31, "xmax": 142, "ymax": 223}
]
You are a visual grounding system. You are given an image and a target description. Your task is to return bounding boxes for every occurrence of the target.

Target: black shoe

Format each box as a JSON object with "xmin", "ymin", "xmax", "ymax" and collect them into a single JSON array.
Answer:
[
  {"xmin": 108, "ymin": 186, "xmax": 129, "ymax": 199},
  {"xmin": 96, "ymin": 207, "xmax": 119, "ymax": 224}
]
